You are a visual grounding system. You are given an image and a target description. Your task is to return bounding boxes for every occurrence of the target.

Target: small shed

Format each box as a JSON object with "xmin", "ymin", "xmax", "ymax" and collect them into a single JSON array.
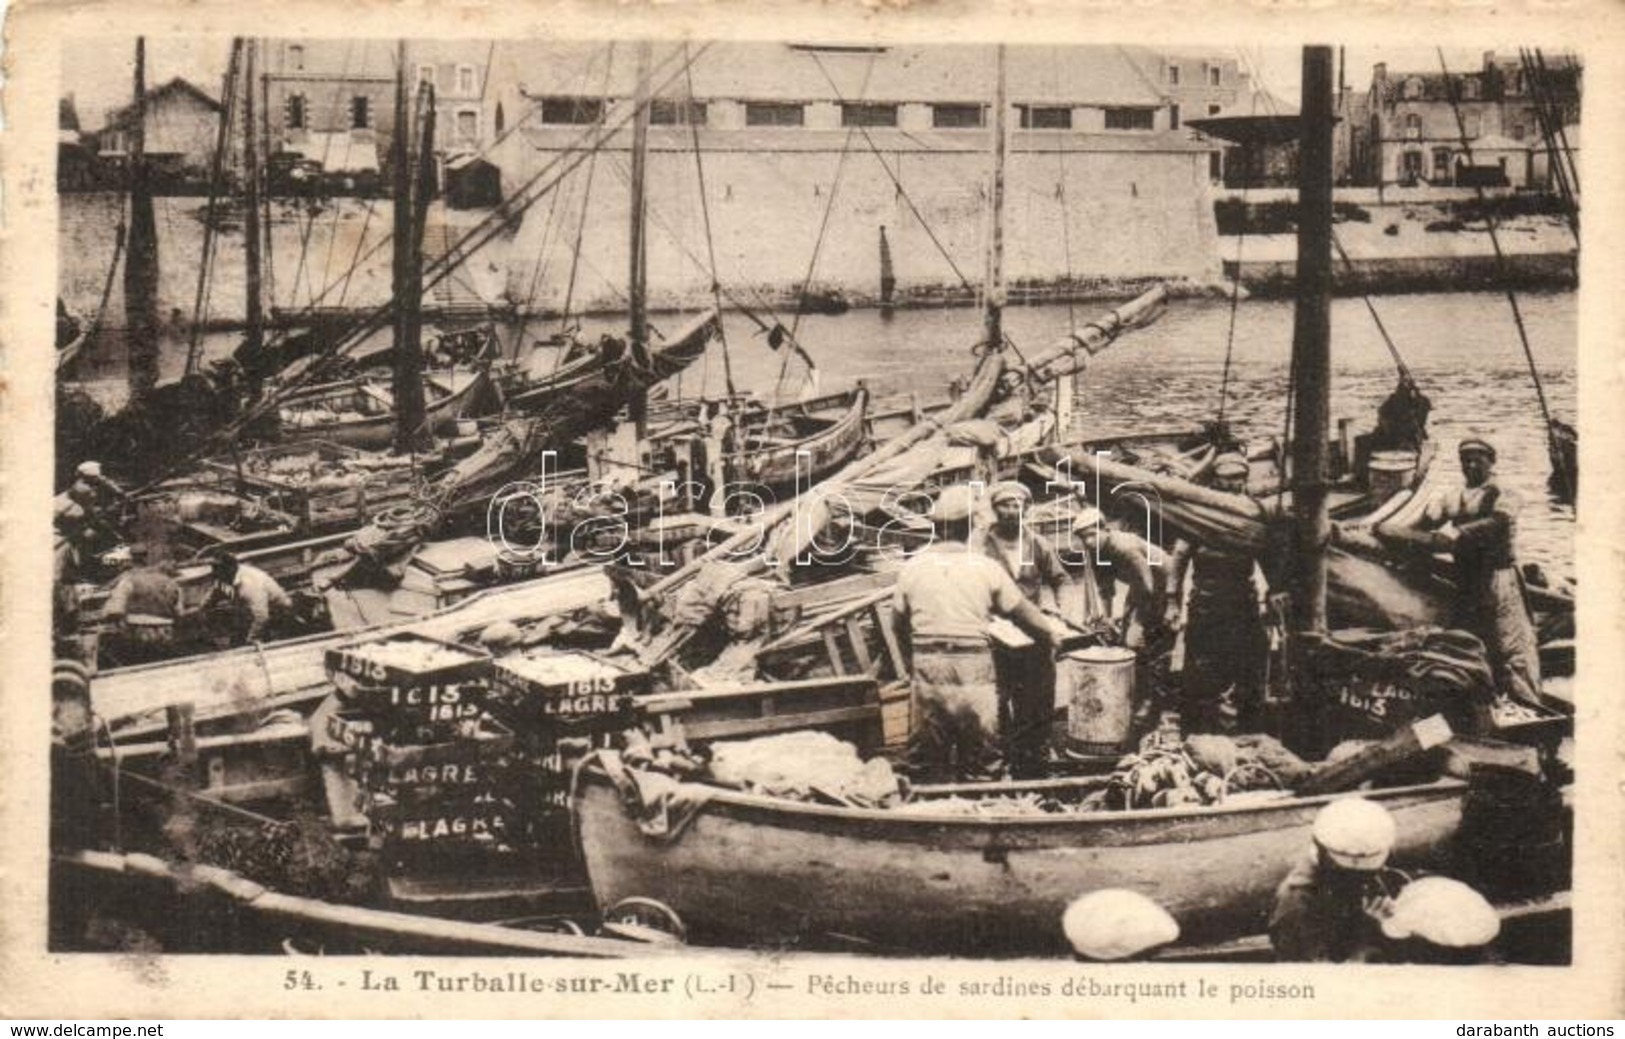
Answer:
[{"xmin": 444, "ymin": 152, "xmax": 502, "ymax": 209}]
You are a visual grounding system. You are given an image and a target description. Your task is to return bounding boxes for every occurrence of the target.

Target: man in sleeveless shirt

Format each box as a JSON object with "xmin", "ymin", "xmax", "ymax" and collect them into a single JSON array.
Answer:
[
  {"xmin": 1164, "ymin": 453, "xmax": 1272, "ymax": 733},
  {"xmin": 892, "ymin": 484, "xmax": 1067, "ymax": 783},
  {"xmin": 1419, "ymin": 438, "xmax": 1542, "ymax": 705}
]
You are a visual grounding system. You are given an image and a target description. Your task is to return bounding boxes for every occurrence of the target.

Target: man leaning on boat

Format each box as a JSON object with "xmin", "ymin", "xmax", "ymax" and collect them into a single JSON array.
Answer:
[{"xmin": 891, "ymin": 484, "xmax": 1070, "ymax": 783}]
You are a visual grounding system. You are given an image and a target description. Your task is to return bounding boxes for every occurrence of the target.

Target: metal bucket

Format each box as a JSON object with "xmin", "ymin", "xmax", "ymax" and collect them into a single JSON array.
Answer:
[
  {"xmin": 1369, "ymin": 449, "xmax": 1418, "ymax": 500},
  {"xmin": 1060, "ymin": 646, "xmax": 1137, "ymax": 755}
]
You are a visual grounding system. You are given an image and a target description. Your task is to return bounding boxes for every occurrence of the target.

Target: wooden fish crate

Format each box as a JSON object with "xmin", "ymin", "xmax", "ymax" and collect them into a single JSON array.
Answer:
[
  {"xmin": 326, "ymin": 633, "xmax": 492, "ymax": 691},
  {"xmin": 204, "ymin": 440, "xmax": 424, "ymax": 531},
  {"xmin": 486, "ymin": 651, "xmax": 649, "ymax": 732}
]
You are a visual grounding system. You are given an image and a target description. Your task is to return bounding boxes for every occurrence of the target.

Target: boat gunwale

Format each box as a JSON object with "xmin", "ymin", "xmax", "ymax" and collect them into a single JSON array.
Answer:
[
  {"xmin": 733, "ymin": 386, "xmax": 870, "ymax": 479},
  {"xmin": 574, "ymin": 761, "xmax": 1467, "ymax": 833}
]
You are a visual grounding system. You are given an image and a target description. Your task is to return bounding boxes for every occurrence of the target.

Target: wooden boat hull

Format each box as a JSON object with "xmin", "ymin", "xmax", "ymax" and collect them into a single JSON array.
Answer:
[
  {"xmin": 729, "ymin": 388, "xmax": 870, "ymax": 490},
  {"xmin": 572, "ymin": 768, "xmax": 1467, "ymax": 955},
  {"xmin": 281, "ymin": 369, "xmax": 490, "ymax": 450}
]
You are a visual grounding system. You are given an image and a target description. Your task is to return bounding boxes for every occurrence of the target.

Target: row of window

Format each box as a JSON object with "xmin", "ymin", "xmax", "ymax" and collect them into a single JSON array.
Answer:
[
  {"xmin": 280, "ymin": 45, "xmax": 480, "ymax": 96},
  {"xmin": 1394, "ymin": 112, "xmax": 1524, "ymax": 140},
  {"xmin": 1165, "ymin": 64, "xmax": 1225, "ymax": 87},
  {"xmin": 282, "ymin": 93, "xmax": 482, "ymax": 141},
  {"xmin": 536, "ymin": 97, "xmax": 1161, "ymax": 130}
]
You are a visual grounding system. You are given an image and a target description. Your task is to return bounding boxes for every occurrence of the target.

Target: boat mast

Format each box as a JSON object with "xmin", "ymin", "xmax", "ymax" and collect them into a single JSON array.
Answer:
[
  {"xmin": 125, "ymin": 36, "xmax": 160, "ymax": 400},
  {"xmin": 984, "ymin": 44, "xmax": 1008, "ymax": 352},
  {"xmin": 242, "ymin": 38, "xmax": 265, "ymax": 386},
  {"xmin": 392, "ymin": 40, "xmax": 429, "ymax": 454},
  {"xmin": 628, "ymin": 40, "xmax": 652, "ymax": 433},
  {"xmin": 1288, "ymin": 46, "xmax": 1335, "ymax": 634}
]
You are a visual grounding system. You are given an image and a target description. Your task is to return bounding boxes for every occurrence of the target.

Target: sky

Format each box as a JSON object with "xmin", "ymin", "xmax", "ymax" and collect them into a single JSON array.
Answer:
[{"xmin": 59, "ymin": 40, "xmax": 1503, "ymax": 132}]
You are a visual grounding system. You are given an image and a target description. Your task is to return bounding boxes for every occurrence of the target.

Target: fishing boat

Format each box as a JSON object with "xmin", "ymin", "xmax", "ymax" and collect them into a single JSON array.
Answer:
[
  {"xmin": 277, "ymin": 367, "xmax": 493, "ymax": 449},
  {"xmin": 720, "ymin": 387, "xmax": 871, "ymax": 491},
  {"xmin": 572, "ymin": 762, "xmax": 1467, "ymax": 954}
]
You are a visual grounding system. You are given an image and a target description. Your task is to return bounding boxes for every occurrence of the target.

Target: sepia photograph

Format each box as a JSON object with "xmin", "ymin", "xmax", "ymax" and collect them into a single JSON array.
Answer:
[{"xmin": 10, "ymin": 9, "xmax": 1618, "ymax": 1016}]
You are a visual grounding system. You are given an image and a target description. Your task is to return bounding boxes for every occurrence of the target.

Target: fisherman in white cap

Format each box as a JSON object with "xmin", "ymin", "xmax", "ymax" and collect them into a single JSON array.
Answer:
[
  {"xmin": 1062, "ymin": 889, "xmax": 1181, "ymax": 961},
  {"xmin": 1163, "ymin": 451, "xmax": 1273, "ymax": 733},
  {"xmin": 976, "ymin": 480, "xmax": 1073, "ymax": 777},
  {"xmin": 1377, "ymin": 875, "xmax": 1501, "ymax": 964},
  {"xmin": 1065, "ymin": 504, "xmax": 1165, "ymax": 652},
  {"xmin": 1415, "ymin": 437, "xmax": 1542, "ymax": 706},
  {"xmin": 1270, "ymin": 797, "xmax": 1403, "ymax": 962},
  {"xmin": 53, "ymin": 462, "xmax": 124, "ymax": 582},
  {"xmin": 892, "ymin": 483, "xmax": 1070, "ymax": 783}
]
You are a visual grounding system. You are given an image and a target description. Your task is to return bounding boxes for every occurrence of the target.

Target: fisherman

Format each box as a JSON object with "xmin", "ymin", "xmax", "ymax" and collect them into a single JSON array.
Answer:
[
  {"xmin": 101, "ymin": 543, "xmax": 184, "ymax": 665},
  {"xmin": 206, "ymin": 553, "xmax": 293, "ymax": 646},
  {"xmin": 1270, "ymin": 797, "xmax": 1404, "ymax": 962},
  {"xmin": 976, "ymin": 481, "xmax": 1072, "ymax": 777},
  {"xmin": 54, "ymin": 465, "xmax": 124, "ymax": 578},
  {"xmin": 1376, "ymin": 876, "xmax": 1501, "ymax": 964},
  {"xmin": 1062, "ymin": 889, "xmax": 1181, "ymax": 961},
  {"xmin": 977, "ymin": 482, "xmax": 1070, "ymax": 611},
  {"xmin": 1419, "ymin": 438, "xmax": 1542, "ymax": 706},
  {"xmin": 892, "ymin": 484, "xmax": 1069, "ymax": 783},
  {"xmin": 1164, "ymin": 452, "xmax": 1272, "ymax": 733},
  {"xmin": 1066, "ymin": 505, "xmax": 1164, "ymax": 651}
]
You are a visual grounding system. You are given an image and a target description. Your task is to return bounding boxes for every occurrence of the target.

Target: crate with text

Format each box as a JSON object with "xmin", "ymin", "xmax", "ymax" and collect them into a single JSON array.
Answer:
[
  {"xmin": 326, "ymin": 632, "xmax": 493, "ymax": 694},
  {"xmin": 486, "ymin": 651, "xmax": 649, "ymax": 732}
]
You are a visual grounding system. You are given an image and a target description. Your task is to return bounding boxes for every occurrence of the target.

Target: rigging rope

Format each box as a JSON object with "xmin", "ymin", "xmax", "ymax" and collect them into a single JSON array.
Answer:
[
  {"xmin": 684, "ymin": 44, "xmax": 736, "ymax": 398},
  {"xmin": 773, "ymin": 51, "xmax": 878, "ymax": 401},
  {"xmin": 185, "ymin": 37, "xmax": 243, "ymax": 377},
  {"xmin": 133, "ymin": 44, "xmax": 716, "ymax": 495},
  {"xmin": 554, "ymin": 44, "xmax": 614, "ymax": 339},
  {"xmin": 806, "ymin": 55, "xmax": 977, "ymax": 296},
  {"xmin": 1435, "ymin": 49, "xmax": 1564, "ymax": 478}
]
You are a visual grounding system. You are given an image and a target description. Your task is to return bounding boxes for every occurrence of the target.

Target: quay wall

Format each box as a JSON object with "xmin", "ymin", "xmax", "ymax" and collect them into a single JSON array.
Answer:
[
  {"xmin": 57, "ymin": 179, "xmax": 1578, "ymax": 329},
  {"xmin": 497, "ymin": 133, "xmax": 1223, "ymax": 314}
]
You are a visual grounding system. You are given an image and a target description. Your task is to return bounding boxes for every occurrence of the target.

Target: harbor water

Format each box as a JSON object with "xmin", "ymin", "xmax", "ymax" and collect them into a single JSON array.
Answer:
[{"xmin": 64, "ymin": 290, "xmax": 1577, "ymax": 584}]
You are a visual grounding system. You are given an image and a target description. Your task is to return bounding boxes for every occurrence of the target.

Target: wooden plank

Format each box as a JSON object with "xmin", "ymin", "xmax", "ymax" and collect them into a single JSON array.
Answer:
[
  {"xmin": 873, "ymin": 602, "xmax": 907, "ymax": 677},
  {"xmin": 845, "ymin": 617, "xmax": 874, "ymax": 673},
  {"xmin": 822, "ymin": 628, "xmax": 848, "ymax": 676},
  {"xmin": 681, "ymin": 705, "xmax": 882, "ymax": 743},
  {"xmin": 639, "ymin": 675, "xmax": 877, "ymax": 712}
]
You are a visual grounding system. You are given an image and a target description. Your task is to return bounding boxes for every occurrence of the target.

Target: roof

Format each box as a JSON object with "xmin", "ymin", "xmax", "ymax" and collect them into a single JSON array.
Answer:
[
  {"xmin": 102, "ymin": 77, "xmax": 221, "ymax": 129},
  {"xmin": 497, "ymin": 42, "xmax": 1168, "ymax": 107},
  {"xmin": 1376, "ymin": 61, "xmax": 1580, "ymax": 105}
]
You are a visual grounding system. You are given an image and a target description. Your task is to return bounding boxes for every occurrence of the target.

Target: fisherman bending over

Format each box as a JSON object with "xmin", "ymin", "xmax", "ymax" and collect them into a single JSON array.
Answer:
[
  {"xmin": 892, "ymin": 484, "xmax": 1069, "ymax": 783},
  {"xmin": 1066, "ymin": 505, "xmax": 1164, "ymax": 652},
  {"xmin": 207, "ymin": 553, "xmax": 293, "ymax": 645},
  {"xmin": 102, "ymin": 542, "xmax": 184, "ymax": 665},
  {"xmin": 1163, "ymin": 452, "xmax": 1272, "ymax": 734},
  {"xmin": 1418, "ymin": 438, "xmax": 1542, "ymax": 706}
]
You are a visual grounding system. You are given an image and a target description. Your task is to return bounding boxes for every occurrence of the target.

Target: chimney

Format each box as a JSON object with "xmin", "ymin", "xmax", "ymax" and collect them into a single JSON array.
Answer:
[
  {"xmin": 1483, "ymin": 50, "xmax": 1495, "ymax": 71},
  {"xmin": 1373, "ymin": 62, "xmax": 1387, "ymax": 83}
]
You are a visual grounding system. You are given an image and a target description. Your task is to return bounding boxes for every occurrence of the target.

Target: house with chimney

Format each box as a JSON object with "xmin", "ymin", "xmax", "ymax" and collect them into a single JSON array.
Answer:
[{"xmin": 1362, "ymin": 51, "xmax": 1580, "ymax": 188}]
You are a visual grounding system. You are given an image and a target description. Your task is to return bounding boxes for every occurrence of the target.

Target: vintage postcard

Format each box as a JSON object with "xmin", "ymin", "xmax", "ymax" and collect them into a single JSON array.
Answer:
[{"xmin": 2, "ymin": 0, "xmax": 1622, "ymax": 1019}]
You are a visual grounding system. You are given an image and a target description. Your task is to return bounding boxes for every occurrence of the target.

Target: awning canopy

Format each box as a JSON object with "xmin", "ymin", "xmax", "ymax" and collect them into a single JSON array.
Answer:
[{"xmin": 1187, "ymin": 113, "xmax": 1333, "ymax": 147}]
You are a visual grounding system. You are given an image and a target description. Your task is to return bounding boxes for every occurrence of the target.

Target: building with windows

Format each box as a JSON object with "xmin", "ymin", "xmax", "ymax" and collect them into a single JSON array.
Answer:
[
  {"xmin": 484, "ymin": 42, "xmax": 1220, "ymax": 310},
  {"xmin": 261, "ymin": 40, "xmax": 492, "ymax": 190},
  {"xmin": 91, "ymin": 77, "xmax": 222, "ymax": 185},
  {"xmin": 1362, "ymin": 52, "xmax": 1581, "ymax": 188}
]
